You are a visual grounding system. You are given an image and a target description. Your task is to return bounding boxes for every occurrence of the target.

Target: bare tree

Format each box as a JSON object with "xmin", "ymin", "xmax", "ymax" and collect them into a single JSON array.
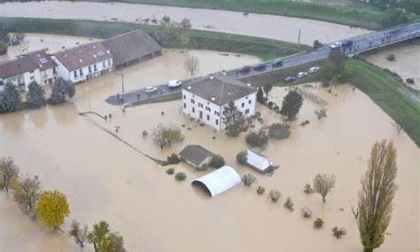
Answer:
[
  {"xmin": 11, "ymin": 175, "xmax": 41, "ymax": 213},
  {"xmin": 350, "ymin": 203, "xmax": 360, "ymax": 219},
  {"xmin": 151, "ymin": 124, "xmax": 184, "ymax": 149},
  {"xmin": 0, "ymin": 157, "xmax": 19, "ymax": 192},
  {"xmin": 69, "ymin": 220, "xmax": 89, "ymax": 248},
  {"xmin": 390, "ymin": 122, "xmax": 402, "ymax": 134},
  {"xmin": 313, "ymin": 173, "xmax": 336, "ymax": 203},
  {"xmin": 358, "ymin": 140, "xmax": 398, "ymax": 252},
  {"xmin": 184, "ymin": 54, "xmax": 200, "ymax": 77}
]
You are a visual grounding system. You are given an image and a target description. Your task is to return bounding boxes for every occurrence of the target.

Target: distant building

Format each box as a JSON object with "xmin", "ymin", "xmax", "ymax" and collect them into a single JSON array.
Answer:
[
  {"xmin": 179, "ymin": 145, "xmax": 215, "ymax": 169},
  {"xmin": 102, "ymin": 30, "xmax": 162, "ymax": 68},
  {"xmin": 52, "ymin": 42, "xmax": 113, "ymax": 84},
  {"xmin": 0, "ymin": 49, "xmax": 56, "ymax": 91},
  {"xmin": 182, "ymin": 73, "xmax": 257, "ymax": 131}
]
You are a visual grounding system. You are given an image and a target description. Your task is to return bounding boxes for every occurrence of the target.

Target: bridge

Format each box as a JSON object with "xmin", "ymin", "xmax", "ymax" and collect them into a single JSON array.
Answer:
[{"xmin": 105, "ymin": 22, "xmax": 420, "ymax": 106}]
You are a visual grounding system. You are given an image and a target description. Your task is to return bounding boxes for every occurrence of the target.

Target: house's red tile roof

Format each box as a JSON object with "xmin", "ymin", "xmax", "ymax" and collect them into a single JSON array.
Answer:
[
  {"xmin": 22, "ymin": 49, "xmax": 57, "ymax": 71},
  {"xmin": 53, "ymin": 42, "xmax": 112, "ymax": 71},
  {"xmin": 0, "ymin": 56, "xmax": 39, "ymax": 80}
]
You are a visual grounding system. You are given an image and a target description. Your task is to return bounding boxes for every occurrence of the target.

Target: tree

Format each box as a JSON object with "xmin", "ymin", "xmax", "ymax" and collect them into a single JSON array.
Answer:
[
  {"xmin": 0, "ymin": 82, "xmax": 22, "ymax": 113},
  {"xmin": 88, "ymin": 221, "xmax": 110, "ymax": 252},
  {"xmin": 328, "ymin": 50, "xmax": 346, "ymax": 74},
  {"xmin": 256, "ymin": 87, "xmax": 265, "ymax": 104},
  {"xmin": 268, "ymin": 123, "xmax": 290, "ymax": 140},
  {"xmin": 313, "ymin": 173, "xmax": 336, "ymax": 203},
  {"xmin": 107, "ymin": 232, "xmax": 126, "ymax": 252},
  {"xmin": 357, "ymin": 140, "xmax": 398, "ymax": 252},
  {"xmin": 151, "ymin": 124, "xmax": 184, "ymax": 149},
  {"xmin": 37, "ymin": 190, "xmax": 70, "ymax": 229},
  {"xmin": 313, "ymin": 40, "xmax": 324, "ymax": 49},
  {"xmin": 25, "ymin": 80, "xmax": 46, "ymax": 109},
  {"xmin": 69, "ymin": 220, "xmax": 89, "ymax": 248},
  {"xmin": 11, "ymin": 175, "xmax": 41, "ymax": 213},
  {"xmin": 47, "ymin": 77, "xmax": 75, "ymax": 105},
  {"xmin": 209, "ymin": 155, "xmax": 225, "ymax": 168},
  {"xmin": 184, "ymin": 54, "xmax": 199, "ymax": 77},
  {"xmin": 280, "ymin": 90, "xmax": 303, "ymax": 120},
  {"xmin": 156, "ymin": 17, "xmax": 190, "ymax": 47},
  {"xmin": 263, "ymin": 83, "xmax": 273, "ymax": 96},
  {"xmin": 245, "ymin": 130, "xmax": 269, "ymax": 147},
  {"xmin": 222, "ymin": 101, "xmax": 245, "ymax": 137},
  {"xmin": 236, "ymin": 151, "xmax": 247, "ymax": 165},
  {"xmin": 0, "ymin": 157, "xmax": 19, "ymax": 192}
]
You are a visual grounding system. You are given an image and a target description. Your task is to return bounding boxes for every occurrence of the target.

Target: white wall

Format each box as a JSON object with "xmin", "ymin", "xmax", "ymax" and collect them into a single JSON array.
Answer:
[
  {"xmin": 182, "ymin": 89, "xmax": 257, "ymax": 131},
  {"xmin": 3, "ymin": 68, "xmax": 42, "ymax": 91}
]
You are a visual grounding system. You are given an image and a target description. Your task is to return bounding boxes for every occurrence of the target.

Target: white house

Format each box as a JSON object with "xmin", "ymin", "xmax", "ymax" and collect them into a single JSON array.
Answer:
[
  {"xmin": 25, "ymin": 49, "xmax": 57, "ymax": 86},
  {"xmin": 52, "ymin": 42, "xmax": 113, "ymax": 84},
  {"xmin": 182, "ymin": 73, "xmax": 257, "ymax": 131}
]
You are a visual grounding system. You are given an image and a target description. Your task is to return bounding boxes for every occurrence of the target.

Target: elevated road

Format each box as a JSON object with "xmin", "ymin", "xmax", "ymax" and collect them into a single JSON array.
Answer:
[{"xmin": 106, "ymin": 22, "xmax": 420, "ymax": 106}]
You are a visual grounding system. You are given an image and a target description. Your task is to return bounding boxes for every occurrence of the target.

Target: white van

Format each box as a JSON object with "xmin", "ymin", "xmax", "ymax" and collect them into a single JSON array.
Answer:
[{"xmin": 167, "ymin": 80, "xmax": 182, "ymax": 88}]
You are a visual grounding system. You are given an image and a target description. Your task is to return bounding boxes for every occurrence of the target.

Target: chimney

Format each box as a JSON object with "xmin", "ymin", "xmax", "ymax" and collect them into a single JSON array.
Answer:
[
  {"xmin": 187, "ymin": 85, "xmax": 191, "ymax": 90},
  {"xmin": 93, "ymin": 54, "xmax": 97, "ymax": 58},
  {"xmin": 211, "ymin": 96, "xmax": 216, "ymax": 101},
  {"xmin": 209, "ymin": 75, "xmax": 214, "ymax": 80},
  {"xmin": 246, "ymin": 83, "xmax": 251, "ymax": 87},
  {"xmin": 222, "ymin": 70, "xmax": 226, "ymax": 75}
]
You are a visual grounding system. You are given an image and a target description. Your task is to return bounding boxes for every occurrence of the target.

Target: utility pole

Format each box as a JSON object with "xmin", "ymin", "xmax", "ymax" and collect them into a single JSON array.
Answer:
[
  {"xmin": 116, "ymin": 72, "xmax": 125, "ymax": 94},
  {"xmin": 298, "ymin": 29, "xmax": 301, "ymax": 45}
]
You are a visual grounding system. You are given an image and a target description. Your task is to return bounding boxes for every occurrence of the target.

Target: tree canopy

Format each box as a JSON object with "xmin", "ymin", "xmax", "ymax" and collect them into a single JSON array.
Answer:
[
  {"xmin": 88, "ymin": 221, "xmax": 126, "ymax": 252},
  {"xmin": 151, "ymin": 124, "xmax": 184, "ymax": 149},
  {"xmin": 47, "ymin": 77, "xmax": 75, "ymax": 105},
  {"xmin": 36, "ymin": 190, "xmax": 70, "ymax": 229},
  {"xmin": 11, "ymin": 175, "xmax": 41, "ymax": 213},
  {"xmin": 0, "ymin": 157, "xmax": 19, "ymax": 192},
  {"xmin": 0, "ymin": 82, "xmax": 22, "ymax": 113},
  {"xmin": 313, "ymin": 173, "xmax": 336, "ymax": 203},
  {"xmin": 222, "ymin": 101, "xmax": 245, "ymax": 137},
  {"xmin": 25, "ymin": 80, "xmax": 46, "ymax": 109},
  {"xmin": 280, "ymin": 90, "xmax": 303, "ymax": 120}
]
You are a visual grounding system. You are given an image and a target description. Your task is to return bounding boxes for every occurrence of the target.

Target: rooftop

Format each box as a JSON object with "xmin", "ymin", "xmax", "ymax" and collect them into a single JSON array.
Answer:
[
  {"xmin": 192, "ymin": 166, "xmax": 241, "ymax": 197},
  {"xmin": 183, "ymin": 73, "xmax": 257, "ymax": 106},
  {"xmin": 19, "ymin": 49, "xmax": 57, "ymax": 71},
  {"xmin": 0, "ymin": 56, "xmax": 39, "ymax": 80},
  {"xmin": 179, "ymin": 145, "xmax": 215, "ymax": 168}
]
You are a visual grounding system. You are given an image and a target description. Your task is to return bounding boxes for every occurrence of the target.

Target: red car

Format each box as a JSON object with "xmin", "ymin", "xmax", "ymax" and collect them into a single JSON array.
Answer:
[{"xmin": 239, "ymin": 65, "xmax": 251, "ymax": 74}]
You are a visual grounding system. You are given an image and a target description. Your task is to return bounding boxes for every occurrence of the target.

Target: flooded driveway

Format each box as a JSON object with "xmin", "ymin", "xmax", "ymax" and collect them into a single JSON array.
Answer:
[
  {"xmin": 0, "ymin": 1, "xmax": 370, "ymax": 45},
  {"xmin": 0, "ymin": 34, "xmax": 419, "ymax": 252}
]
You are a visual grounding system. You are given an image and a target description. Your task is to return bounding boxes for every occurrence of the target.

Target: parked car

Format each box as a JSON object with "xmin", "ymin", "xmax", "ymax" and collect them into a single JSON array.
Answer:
[
  {"xmin": 283, "ymin": 76, "xmax": 296, "ymax": 84},
  {"xmin": 239, "ymin": 65, "xmax": 251, "ymax": 74},
  {"xmin": 253, "ymin": 63, "xmax": 266, "ymax": 72},
  {"xmin": 297, "ymin": 72, "xmax": 308, "ymax": 78},
  {"xmin": 342, "ymin": 40, "xmax": 353, "ymax": 47},
  {"xmin": 272, "ymin": 60, "xmax": 284, "ymax": 68},
  {"xmin": 308, "ymin": 66, "xmax": 320, "ymax": 73},
  {"xmin": 330, "ymin": 42, "xmax": 342, "ymax": 49},
  {"xmin": 145, "ymin": 86, "xmax": 158, "ymax": 93},
  {"xmin": 167, "ymin": 80, "xmax": 182, "ymax": 88}
]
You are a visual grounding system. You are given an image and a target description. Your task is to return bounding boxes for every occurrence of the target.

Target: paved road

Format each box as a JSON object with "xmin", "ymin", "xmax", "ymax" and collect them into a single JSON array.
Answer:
[{"xmin": 106, "ymin": 22, "xmax": 420, "ymax": 106}]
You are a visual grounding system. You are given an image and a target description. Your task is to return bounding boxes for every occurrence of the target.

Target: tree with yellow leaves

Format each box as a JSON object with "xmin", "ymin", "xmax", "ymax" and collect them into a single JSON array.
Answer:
[{"xmin": 36, "ymin": 190, "xmax": 70, "ymax": 229}]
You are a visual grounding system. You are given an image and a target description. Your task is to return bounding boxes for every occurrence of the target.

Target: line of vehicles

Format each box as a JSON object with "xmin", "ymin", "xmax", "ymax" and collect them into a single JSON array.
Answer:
[
  {"xmin": 145, "ymin": 80, "xmax": 182, "ymax": 93},
  {"xmin": 283, "ymin": 66, "xmax": 320, "ymax": 84}
]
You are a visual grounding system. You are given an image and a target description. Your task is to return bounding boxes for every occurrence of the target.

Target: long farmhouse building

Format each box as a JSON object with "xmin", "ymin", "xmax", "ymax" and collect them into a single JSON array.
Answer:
[{"xmin": 0, "ymin": 29, "xmax": 161, "ymax": 90}]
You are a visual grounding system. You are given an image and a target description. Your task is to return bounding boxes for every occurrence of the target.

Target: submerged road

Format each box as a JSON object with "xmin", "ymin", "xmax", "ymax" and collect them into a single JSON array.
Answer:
[{"xmin": 106, "ymin": 22, "xmax": 420, "ymax": 106}]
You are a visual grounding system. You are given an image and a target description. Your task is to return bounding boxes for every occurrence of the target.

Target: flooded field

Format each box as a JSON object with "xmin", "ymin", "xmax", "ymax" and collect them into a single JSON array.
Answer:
[
  {"xmin": 0, "ymin": 1, "xmax": 370, "ymax": 45},
  {"xmin": 1, "ymin": 35, "xmax": 419, "ymax": 252}
]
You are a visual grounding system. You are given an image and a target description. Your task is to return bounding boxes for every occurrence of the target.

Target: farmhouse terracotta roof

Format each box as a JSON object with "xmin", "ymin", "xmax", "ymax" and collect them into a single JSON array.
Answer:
[
  {"xmin": 53, "ymin": 42, "xmax": 112, "ymax": 71},
  {"xmin": 101, "ymin": 30, "xmax": 161, "ymax": 67},
  {"xmin": 179, "ymin": 145, "xmax": 215, "ymax": 168},
  {"xmin": 183, "ymin": 73, "xmax": 257, "ymax": 106},
  {"xmin": 0, "ymin": 56, "xmax": 38, "ymax": 80},
  {"xmin": 21, "ymin": 49, "xmax": 57, "ymax": 71}
]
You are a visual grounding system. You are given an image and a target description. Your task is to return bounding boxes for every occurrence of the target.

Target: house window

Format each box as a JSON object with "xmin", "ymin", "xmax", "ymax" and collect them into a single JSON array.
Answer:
[
  {"xmin": 79, "ymin": 69, "xmax": 83, "ymax": 76},
  {"xmin": 183, "ymin": 95, "xmax": 186, "ymax": 99},
  {"xmin": 207, "ymin": 115, "xmax": 210, "ymax": 121},
  {"xmin": 88, "ymin": 66, "xmax": 92, "ymax": 73},
  {"xmin": 29, "ymin": 70, "xmax": 34, "ymax": 74},
  {"xmin": 242, "ymin": 103, "xmax": 245, "ymax": 108},
  {"xmin": 94, "ymin": 64, "xmax": 97, "ymax": 72},
  {"xmin": 216, "ymin": 119, "xmax": 219, "ymax": 125},
  {"xmin": 108, "ymin": 59, "xmax": 111, "ymax": 66},
  {"xmin": 183, "ymin": 103, "xmax": 186, "ymax": 109},
  {"xmin": 245, "ymin": 109, "xmax": 249, "ymax": 114},
  {"xmin": 192, "ymin": 108, "xmax": 195, "ymax": 113},
  {"xmin": 249, "ymin": 100, "xmax": 252, "ymax": 104},
  {"xmin": 74, "ymin": 71, "xmax": 77, "ymax": 78},
  {"xmin": 30, "ymin": 76, "xmax": 35, "ymax": 81},
  {"xmin": 53, "ymin": 68, "xmax": 57, "ymax": 74},
  {"xmin": 191, "ymin": 99, "xmax": 195, "ymax": 104},
  {"xmin": 246, "ymin": 96, "xmax": 248, "ymax": 99},
  {"xmin": 103, "ymin": 61, "xmax": 106, "ymax": 68},
  {"xmin": 198, "ymin": 103, "xmax": 203, "ymax": 108}
]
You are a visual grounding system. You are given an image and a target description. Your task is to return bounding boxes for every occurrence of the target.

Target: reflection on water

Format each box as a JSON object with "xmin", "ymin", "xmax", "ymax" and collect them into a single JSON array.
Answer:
[{"xmin": 0, "ymin": 41, "xmax": 419, "ymax": 252}]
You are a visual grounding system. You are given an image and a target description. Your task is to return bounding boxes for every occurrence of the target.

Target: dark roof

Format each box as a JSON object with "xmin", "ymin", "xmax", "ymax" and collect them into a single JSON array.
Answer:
[
  {"xmin": 101, "ymin": 30, "xmax": 161, "ymax": 67},
  {"xmin": 21, "ymin": 49, "xmax": 57, "ymax": 71},
  {"xmin": 53, "ymin": 42, "xmax": 112, "ymax": 71},
  {"xmin": 179, "ymin": 145, "xmax": 215, "ymax": 168},
  {"xmin": 183, "ymin": 73, "xmax": 257, "ymax": 106},
  {"xmin": 0, "ymin": 56, "xmax": 39, "ymax": 79}
]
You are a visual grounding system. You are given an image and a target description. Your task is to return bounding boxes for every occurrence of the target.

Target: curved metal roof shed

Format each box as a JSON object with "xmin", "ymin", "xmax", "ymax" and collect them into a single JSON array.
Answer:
[{"xmin": 192, "ymin": 166, "xmax": 241, "ymax": 197}]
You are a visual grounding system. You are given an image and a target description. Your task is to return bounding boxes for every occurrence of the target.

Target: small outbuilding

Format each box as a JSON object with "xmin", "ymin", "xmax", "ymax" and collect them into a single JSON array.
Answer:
[
  {"xmin": 192, "ymin": 166, "xmax": 241, "ymax": 197},
  {"xmin": 179, "ymin": 145, "xmax": 215, "ymax": 169},
  {"xmin": 245, "ymin": 150, "xmax": 273, "ymax": 173}
]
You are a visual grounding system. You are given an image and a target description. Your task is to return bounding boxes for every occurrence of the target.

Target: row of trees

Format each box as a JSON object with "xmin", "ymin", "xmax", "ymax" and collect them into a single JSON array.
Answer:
[
  {"xmin": 0, "ymin": 78, "xmax": 75, "ymax": 113},
  {"xmin": 153, "ymin": 16, "xmax": 192, "ymax": 48},
  {"xmin": 0, "ymin": 25, "xmax": 25, "ymax": 55}
]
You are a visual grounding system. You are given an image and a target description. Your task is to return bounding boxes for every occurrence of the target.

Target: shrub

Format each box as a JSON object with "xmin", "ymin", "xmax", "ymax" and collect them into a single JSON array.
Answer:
[
  {"xmin": 175, "ymin": 172, "xmax": 186, "ymax": 181},
  {"xmin": 242, "ymin": 174, "xmax": 257, "ymax": 186},
  {"xmin": 167, "ymin": 153, "xmax": 180, "ymax": 164},
  {"xmin": 321, "ymin": 79, "xmax": 330, "ymax": 88},
  {"xmin": 303, "ymin": 184, "xmax": 313, "ymax": 194},
  {"xmin": 314, "ymin": 108, "xmax": 327, "ymax": 120},
  {"xmin": 236, "ymin": 151, "xmax": 248, "ymax": 165},
  {"xmin": 386, "ymin": 54, "xmax": 396, "ymax": 61},
  {"xmin": 269, "ymin": 190, "xmax": 282, "ymax": 203},
  {"xmin": 284, "ymin": 197, "xmax": 294, "ymax": 211},
  {"xmin": 267, "ymin": 101, "xmax": 274, "ymax": 109},
  {"xmin": 301, "ymin": 208, "xmax": 312, "ymax": 219},
  {"xmin": 406, "ymin": 78, "xmax": 415, "ymax": 84},
  {"xmin": 166, "ymin": 168, "xmax": 175, "ymax": 175},
  {"xmin": 209, "ymin": 155, "xmax": 225, "ymax": 168},
  {"xmin": 257, "ymin": 186, "xmax": 265, "ymax": 195},
  {"xmin": 268, "ymin": 123, "xmax": 290, "ymax": 140},
  {"xmin": 198, "ymin": 164, "xmax": 209, "ymax": 172},
  {"xmin": 313, "ymin": 218, "xmax": 324, "ymax": 229},
  {"xmin": 245, "ymin": 130, "xmax": 269, "ymax": 147},
  {"xmin": 332, "ymin": 227, "xmax": 346, "ymax": 239}
]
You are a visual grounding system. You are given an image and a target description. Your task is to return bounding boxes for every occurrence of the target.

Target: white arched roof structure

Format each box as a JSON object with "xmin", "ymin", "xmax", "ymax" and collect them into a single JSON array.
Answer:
[{"xmin": 192, "ymin": 166, "xmax": 241, "ymax": 197}]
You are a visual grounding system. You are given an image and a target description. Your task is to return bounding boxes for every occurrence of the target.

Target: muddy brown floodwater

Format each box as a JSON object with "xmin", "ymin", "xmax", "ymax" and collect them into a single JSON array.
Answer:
[
  {"xmin": 0, "ymin": 1, "xmax": 370, "ymax": 45},
  {"xmin": 0, "ymin": 34, "xmax": 419, "ymax": 252}
]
